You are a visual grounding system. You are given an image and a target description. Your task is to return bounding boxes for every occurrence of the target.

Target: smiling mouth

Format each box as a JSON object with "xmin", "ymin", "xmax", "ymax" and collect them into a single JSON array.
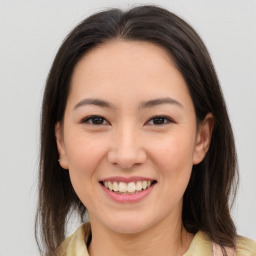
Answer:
[{"xmin": 100, "ymin": 180, "xmax": 157, "ymax": 194}]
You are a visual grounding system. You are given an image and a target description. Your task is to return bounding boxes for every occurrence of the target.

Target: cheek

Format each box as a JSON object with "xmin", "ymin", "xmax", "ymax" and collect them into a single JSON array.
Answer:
[
  {"xmin": 146, "ymin": 134, "xmax": 195, "ymax": 216},
  {"xmin": 65, "ymin": 133, "xmax": 108, "ymax": 177},
  {"xmin": 150, "ymin": 134, "xmax": 195, "ymax": 180},
  {"xmin": 64, "ymin": 134, "xmax": 109, "ymax": 207}
]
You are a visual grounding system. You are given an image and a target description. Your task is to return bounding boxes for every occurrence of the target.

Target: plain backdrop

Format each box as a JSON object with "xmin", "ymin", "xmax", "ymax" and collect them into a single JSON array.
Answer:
[{"xmin": 0, "ymin": 0, "xmax": 255, "ymax": 255}]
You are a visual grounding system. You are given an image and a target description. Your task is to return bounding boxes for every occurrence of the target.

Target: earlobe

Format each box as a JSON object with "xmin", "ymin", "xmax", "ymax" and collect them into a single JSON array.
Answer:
[
  {"xmin": 55, "ymin": 122, "xmax": 69, "ymax": 169},
  {"xmin": 192, "ymin": 113, "xmax": 214, "ymax": 165}
]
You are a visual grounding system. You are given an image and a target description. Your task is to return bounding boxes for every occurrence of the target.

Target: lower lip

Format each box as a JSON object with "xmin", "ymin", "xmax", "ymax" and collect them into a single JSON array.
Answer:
[{"xmin": 101, "ymin": 183, "xmax": 156, "ymax": 203}]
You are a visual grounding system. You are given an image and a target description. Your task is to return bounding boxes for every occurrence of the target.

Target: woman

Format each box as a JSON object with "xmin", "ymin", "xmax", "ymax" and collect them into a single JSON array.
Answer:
[{"xmin": 35, "ymin": 5, "xmax": 256, "ymax": 256}]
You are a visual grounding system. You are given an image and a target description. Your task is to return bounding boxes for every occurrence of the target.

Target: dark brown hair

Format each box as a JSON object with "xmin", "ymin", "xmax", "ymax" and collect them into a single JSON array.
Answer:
[{"xmin": 36, "ymin": 5, "xmax": 238, "ymax": 256}]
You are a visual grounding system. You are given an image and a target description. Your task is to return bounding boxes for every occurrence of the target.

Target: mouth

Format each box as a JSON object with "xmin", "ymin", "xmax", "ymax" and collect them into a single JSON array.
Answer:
[{"xmin": 100, "ymin": 180, "xmax": 157, "ymax": 195}]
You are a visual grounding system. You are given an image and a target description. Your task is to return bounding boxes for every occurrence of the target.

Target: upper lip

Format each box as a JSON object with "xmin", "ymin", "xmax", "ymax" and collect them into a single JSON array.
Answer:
[{"xmin": 100, "ymin": 176, "xmax": 156, "ymax": 183}]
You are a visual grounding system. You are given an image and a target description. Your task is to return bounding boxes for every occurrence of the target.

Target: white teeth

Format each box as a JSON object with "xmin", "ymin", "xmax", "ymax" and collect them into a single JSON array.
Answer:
[
  {"xmin": 127, "ymin": 182, "xmax": 136, "ymax": 193},
  {"xmin": 136, "ymin": 181, "xmax": 142, "ymax": 191},
  {"xmin": 142, "ymin": 181, "xmax": 148, "ymax": 190},
  {"xmin": 102, "ymin": 180, "xmax": 153, "ymax": 193},
  {"xmin": 108, "ymin": 181, "xmax": 113, "ymax": 191},
  {"xmin": 113, "ymin": 181, "xmax": 118, "ymax": 192},
  {"xmin": 118, "ymin": 182, "xmax": 127, "ymax": 193}
]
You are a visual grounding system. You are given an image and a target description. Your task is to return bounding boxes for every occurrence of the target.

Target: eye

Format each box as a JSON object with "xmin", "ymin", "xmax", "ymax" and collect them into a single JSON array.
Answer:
[
  {"xmin": 146, "ymin": 115, "xmax": 173, "ymax": 125},
  {"xmin": 81, "ymin": 115, "xmax": 109, "ymax": 125}
]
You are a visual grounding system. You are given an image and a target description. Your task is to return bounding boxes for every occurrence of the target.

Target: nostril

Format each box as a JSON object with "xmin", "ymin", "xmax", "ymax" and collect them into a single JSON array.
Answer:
[{"xmin": 107, "ymin": 147, "xmax": 147, "ymax": 169}]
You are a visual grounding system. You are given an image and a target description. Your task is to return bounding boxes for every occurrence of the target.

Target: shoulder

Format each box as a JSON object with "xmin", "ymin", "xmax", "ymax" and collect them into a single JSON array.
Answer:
[
  {"xmin": 56, "ymin": 222, "xmax": 91, "ymax": 256},
  {"xmin": 57, "ymin": 226, "xmax": 256, "ymax": 256},
  {"xmin": 213, "ymin": 235, "xmax": 256, "ymax": 256},
  {"xmin": 184, "ymin": 231, "xmax": 256, "ymax": 256},
  {"xmin": 236, "ymin": 235, "xmax": 256, "ymax": 255}
]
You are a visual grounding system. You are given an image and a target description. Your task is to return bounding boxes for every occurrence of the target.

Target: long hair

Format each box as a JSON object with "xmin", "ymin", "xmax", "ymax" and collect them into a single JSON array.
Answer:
[{"xmin": 36, "ymin": 5, "xmax": 238, "ymax": 255}]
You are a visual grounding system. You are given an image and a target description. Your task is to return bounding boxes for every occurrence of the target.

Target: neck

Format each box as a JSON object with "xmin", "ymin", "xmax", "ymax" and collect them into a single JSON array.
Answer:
[{"xmin": 88, "ymin": 215, "xmax": 194, "ymax": 256}]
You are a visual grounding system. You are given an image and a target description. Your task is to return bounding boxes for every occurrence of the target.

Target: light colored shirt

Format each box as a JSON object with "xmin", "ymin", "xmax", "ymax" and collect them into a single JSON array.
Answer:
[{"xmin": 58, "ymin": 222, "xmax": 256, "ymax": 256}]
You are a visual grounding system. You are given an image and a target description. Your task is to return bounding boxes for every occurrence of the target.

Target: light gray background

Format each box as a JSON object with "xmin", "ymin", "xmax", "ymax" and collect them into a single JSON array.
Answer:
[{"xmin": 0, "ymin": 0, "xmax": 255, "ymax": 255}]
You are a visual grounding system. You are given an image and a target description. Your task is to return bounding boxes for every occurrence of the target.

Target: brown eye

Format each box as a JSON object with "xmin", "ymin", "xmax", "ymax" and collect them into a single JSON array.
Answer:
[
  {"xmin": 147, "ymin": 116, "xmax": 173, "ymax": 125},
  {"xmin": 82, "ymin": 115, "xmax": 109, "ymax": 125}
]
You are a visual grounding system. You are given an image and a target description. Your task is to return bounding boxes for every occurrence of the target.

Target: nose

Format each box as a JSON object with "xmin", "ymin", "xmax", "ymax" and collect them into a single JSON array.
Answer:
[{"xmin": 107, "ymin": 125, "xmax": 147, "ymax": 169}]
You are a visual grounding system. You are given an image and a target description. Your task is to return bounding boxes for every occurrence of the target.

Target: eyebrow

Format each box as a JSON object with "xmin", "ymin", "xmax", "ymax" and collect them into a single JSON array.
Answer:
[
  {"xmin": 73, "ymin": 97, "xmax": 183, "ymax": 110},
  {"xmin": 74, "ymin": 98, "xmax": 114, "ymax": 110},
  {"xmin": 139, "ymin": 97, "xmax": 183, "ymax": 109}
]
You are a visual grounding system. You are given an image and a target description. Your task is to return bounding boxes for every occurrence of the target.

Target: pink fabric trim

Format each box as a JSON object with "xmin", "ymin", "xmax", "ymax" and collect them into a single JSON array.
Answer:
[{"xmin": 213, "ymin": 243, "xmax": 236, "ymax": 256}]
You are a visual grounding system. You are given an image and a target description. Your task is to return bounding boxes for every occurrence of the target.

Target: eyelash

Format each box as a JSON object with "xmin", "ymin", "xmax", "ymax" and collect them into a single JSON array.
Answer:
[
  {"xmin": 81, "ymin": 115, "xmax": 174, "ymax": 126},
  {"xmin": 81, "ymin": 115, "xmax": 109, "ymax": 125},
  {"xmin": 147, "ymin": 115, "xmax": 174, "ymax": 125}
]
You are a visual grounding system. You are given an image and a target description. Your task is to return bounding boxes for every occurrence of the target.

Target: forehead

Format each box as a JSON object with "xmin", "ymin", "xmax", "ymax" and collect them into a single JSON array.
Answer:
[
  {"xmin": 73, "ymin": 40, "xmax": 176, "ymax": 79},
  {"xmin": 81, "ymin": 39, "xmax": 174, "ymax": 66},
  {"xmin": 68, "ymin": 40, "xmax": 192, "ymax": 109}
]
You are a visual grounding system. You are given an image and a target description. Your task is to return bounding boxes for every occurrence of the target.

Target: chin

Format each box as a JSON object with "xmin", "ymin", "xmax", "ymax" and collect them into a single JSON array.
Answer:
[
  {"xmin": 103, "ymin": 214, "xmax": 154, "ymax": 234},
  {"xmin": 109, "ymin": 223, "xmax": 148, "ymax": 234}
]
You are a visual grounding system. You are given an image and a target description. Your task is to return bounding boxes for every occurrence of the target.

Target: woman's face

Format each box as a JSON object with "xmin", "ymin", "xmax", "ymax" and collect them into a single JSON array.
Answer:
[{"xmin": 56, "ymin": 40, "xmax": 212, "ymax": 234}]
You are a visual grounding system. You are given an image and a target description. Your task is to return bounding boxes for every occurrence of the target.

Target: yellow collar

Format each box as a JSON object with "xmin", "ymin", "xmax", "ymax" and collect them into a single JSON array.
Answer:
[{"xmin": 57, "ymin": 222, "xmax": 256, "ymax": 256}]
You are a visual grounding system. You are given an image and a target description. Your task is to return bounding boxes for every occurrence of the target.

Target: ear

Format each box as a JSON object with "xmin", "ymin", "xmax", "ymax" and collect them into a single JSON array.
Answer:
[
  {"xmin": 193, "ymin": 113, "xmax": 214, "ymax": 165},
  {"xmin": 55, "ymin": 122, "xmax": 69, "ymax": 169}
]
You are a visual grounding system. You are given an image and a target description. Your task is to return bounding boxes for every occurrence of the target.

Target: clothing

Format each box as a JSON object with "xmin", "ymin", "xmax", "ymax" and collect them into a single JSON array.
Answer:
[{"xmin": 58, "ymin": 222, "xmax": 256, "ymax": 256}]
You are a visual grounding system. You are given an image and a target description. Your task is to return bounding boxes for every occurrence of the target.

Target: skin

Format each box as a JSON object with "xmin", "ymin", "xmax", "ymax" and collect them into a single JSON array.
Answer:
[{"xmin": 55, "ymin": 40, "xmax": 214, "ymax": 256}]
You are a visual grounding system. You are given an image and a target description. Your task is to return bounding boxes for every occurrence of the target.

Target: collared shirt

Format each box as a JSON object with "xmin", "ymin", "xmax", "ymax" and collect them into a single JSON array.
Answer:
[{"xmin": 58, "ymin": 222, "xmax": 256, "ymax": 256}]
